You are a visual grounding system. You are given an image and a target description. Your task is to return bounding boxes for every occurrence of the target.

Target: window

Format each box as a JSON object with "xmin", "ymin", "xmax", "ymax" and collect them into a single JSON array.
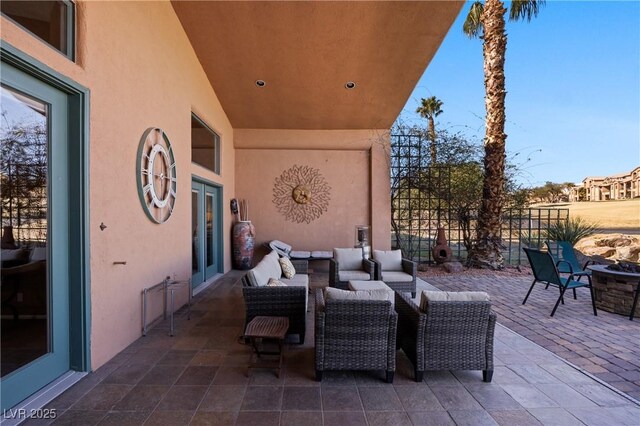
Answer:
[
  {"xmin": 1, "ymin": 1, "xmax": 75, "ymax": 60},
  {"xmin": 191, "ymin": 113, "xmax": 220, "ymax": 174}
]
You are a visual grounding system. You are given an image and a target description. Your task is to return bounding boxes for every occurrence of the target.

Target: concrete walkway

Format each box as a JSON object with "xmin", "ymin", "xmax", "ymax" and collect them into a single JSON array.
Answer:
[
  {"xmin": 17, "ymin": 271, "xmax": 639, "ymax": 425},
  {"xmin": 425, "ymin": 272, "xmax": 640, "ymax": 401}
]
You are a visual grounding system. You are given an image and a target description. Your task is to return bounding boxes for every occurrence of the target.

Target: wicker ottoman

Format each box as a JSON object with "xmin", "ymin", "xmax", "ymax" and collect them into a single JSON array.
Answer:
[{"xmin": 348, "ymin": 280, "xmax": 394, "ymax": 303}]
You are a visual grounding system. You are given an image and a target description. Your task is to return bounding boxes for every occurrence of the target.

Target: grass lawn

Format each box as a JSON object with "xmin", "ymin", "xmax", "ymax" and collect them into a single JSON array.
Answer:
[{"xmin": 534, "ymin": 199, "xmax": 640, "ymax": 230}]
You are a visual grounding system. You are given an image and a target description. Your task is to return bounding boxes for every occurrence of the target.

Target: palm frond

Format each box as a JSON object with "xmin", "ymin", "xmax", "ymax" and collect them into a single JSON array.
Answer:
[
  {"xmin": 509, "ymin": 0, "xmax": 545, "ymax": 22},
  {"xmin": 416, "ymin": 96, "xmax": 444, "ymax": 119},
  {"xmin": 463, "ymin": 1, "xmax": 484, "ymax": 38}
]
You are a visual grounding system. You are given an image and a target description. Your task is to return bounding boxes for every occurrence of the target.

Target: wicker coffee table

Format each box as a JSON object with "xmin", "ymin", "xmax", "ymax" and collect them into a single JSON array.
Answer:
[{"xmin": 244, "ymin": 316, "xmax": 289, "ymax": 377}]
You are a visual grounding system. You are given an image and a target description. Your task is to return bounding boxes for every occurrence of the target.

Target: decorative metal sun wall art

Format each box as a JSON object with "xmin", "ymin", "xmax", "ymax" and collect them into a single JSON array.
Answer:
[{"xmin": 273, "ymin": 165, "xmax": 331, "ymax": 224}]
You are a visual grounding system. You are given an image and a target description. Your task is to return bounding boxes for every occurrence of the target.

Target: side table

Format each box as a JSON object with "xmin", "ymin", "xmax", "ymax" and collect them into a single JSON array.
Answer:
[{"xmin": 244, "ymin": 316, "xmax": 289, "ymax": 377}]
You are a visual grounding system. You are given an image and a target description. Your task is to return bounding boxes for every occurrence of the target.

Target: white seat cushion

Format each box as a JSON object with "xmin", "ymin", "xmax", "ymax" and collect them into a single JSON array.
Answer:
[
  {"xmin": 267, "ymin": 278, "xmax": 287, "ymax": 287},
  {"xmin": 248, "ymin": 250, "xmax": 282, "ymax": 286},
  {"xmin": 334, "ymin": 248, "xmax": 363, "ymax": 270},
  {"xmin": 381, "ymin": 271, "xmax": 413, "ymax": 283},
  {"xmin": 324, "ymin": 287, "xmax": 393, "ymax": 304},
  {"xmin": 338, "ymin": 270, "xmax": 371, "ymax": 282},
  {"xmin": 281, "ymin": 274, "xmax": 308, "ymax": 289},
  {"xmin": 372, "ymin": 249, "xmax": 403, "ymax": 271},
  {"xmin": 420, "ymin": 291, "xmax": 490, "ymax": 310},
  {"xmin": 348, "ymin": 280, "xmax": 394, "ymax": 304},
  {"xmin": 290, "ymin": 250, "xmax": 311, "ymax": 259},
  {"xmin": 348, "ymin": 280, "xmax": 390, "ymax": 291},
  {"xmin": 311, "ymin": 250, "xmax": 333, "ymax": 259},
  {"xmin": 266, "ymin": 250, "xmax": 283, "ymax": 278}
]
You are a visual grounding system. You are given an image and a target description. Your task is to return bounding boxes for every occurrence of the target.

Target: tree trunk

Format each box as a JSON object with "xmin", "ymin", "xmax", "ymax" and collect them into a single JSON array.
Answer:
[
  {"xmin": 468, "ymin": 0, "xmax": 507, "ymax": 270},
  {"xmin": 428, "ymin": 117, "xmax": 437, "ymax": 164}
]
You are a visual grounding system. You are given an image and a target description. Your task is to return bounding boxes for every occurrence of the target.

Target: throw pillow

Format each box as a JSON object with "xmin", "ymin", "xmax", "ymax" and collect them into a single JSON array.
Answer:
[
  {"xmin": 267, "ymin": 277, "xmax": 287, "ymax": 287},
  {"xmin": 279, "ymin": 257, "xmax": 296, "ymax": 279}
]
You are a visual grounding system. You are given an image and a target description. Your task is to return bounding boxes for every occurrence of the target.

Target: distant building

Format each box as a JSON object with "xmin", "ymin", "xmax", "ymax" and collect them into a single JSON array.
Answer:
[{"xmin": 569, "ymin": 166, "xmax": 640, "ymax": 201}]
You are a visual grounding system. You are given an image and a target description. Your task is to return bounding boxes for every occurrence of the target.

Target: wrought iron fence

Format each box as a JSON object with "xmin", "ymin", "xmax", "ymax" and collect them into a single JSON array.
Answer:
[
  {"xmin": 390, "ymin": 133, "xmax": 570, "ymax": 265},
  {"xmin": 390, "ymin": 133, "xmax": 451, "ymax": 262}
]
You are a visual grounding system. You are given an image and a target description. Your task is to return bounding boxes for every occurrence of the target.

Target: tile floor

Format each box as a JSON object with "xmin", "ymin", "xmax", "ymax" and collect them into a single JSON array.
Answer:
[{"xmin": 18, "ymin": 272, "xmax": 640, "ymax": 425}]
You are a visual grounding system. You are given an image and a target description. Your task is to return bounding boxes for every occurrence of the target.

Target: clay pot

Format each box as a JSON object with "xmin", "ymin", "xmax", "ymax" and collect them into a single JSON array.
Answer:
[
  {"xmin": 233, "ymin": 221, "xmax": 255, "ymax": 270},
  {"xmin": 432, "ymin": 227, "xmax": 452, "ymax": 264}
]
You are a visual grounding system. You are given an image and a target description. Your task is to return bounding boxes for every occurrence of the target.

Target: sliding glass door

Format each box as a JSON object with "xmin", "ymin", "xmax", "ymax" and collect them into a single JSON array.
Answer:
[{"xmin": 1, "ymin": 62, "xmax": 71, "ymax": 410}]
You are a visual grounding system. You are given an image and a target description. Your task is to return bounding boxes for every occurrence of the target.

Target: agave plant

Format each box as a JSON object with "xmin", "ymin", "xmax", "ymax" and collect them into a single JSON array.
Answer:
[{"xmin": 545, "ymin": 216, "xmax": 599, "ymax": 245}]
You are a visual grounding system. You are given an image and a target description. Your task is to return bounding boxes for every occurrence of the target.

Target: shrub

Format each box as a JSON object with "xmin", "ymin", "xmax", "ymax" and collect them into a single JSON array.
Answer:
[{"xmin": 545, "ymin": 216, "xmax": 599, "ymax": 245}]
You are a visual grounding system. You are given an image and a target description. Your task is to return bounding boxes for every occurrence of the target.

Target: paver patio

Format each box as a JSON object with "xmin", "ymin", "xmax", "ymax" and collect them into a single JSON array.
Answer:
[
  {"xmin": 425, "ymin": 272, "xmax": 640, "ymax": 401},
  {"xmin": 16, "ymin": 271, "xmax": 640, "ymax": 426}
]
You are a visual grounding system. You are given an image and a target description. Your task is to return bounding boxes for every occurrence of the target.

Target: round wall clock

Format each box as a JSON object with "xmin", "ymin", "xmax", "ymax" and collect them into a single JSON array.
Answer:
[{"xmin": 136, "ymin": 127, "xmax": 177, "ymax": 224}]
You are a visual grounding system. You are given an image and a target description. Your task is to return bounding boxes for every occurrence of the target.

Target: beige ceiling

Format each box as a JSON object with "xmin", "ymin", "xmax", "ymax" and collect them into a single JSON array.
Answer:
[{"xmin": 172, "ymin": 1, "xmax": 463, "ymax": 130}]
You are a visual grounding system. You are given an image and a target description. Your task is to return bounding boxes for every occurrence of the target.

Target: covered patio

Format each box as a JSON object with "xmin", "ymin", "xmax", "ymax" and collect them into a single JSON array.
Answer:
[{"xmin": 26, "ymin": 272, "xmax": 639, "ymax": 426}]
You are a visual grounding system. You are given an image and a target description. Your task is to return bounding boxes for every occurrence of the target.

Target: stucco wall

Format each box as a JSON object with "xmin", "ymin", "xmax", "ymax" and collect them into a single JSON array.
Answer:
[
  {"xmin": 234, "ymin": 129, "xmax": 391, "ymax": 258},
  {"xmin": 2, "ymin": 1, "xmax": 234, "ymax": 369}
]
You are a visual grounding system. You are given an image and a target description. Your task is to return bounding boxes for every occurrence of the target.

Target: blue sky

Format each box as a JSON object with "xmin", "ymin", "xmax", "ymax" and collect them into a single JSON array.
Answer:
[{"xmin": 397, "ymin": 0, "xmax": 640, "ymax": 187}]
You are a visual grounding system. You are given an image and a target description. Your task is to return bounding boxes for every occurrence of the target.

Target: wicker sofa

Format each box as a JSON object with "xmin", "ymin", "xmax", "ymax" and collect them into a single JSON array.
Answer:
[
  {"xmin": 395, "ymin": 291, "xmax": 496, "ymax": 382},
  {"xmin": 314, "ymin": 288, "xmax": 397, "ymax": 383},
  {"xmin": 241, "ymin": 250, "xmax": 309, "ymax": 344}
]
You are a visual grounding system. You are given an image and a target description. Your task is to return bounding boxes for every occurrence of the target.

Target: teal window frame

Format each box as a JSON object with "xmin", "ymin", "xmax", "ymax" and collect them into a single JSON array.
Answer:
[
  {"xmin": 1, "ymin": 0, "xmax": 76, "ymax": 61},
  {"xmin": 191, "ymin": 113, "xmax": 221, "ymax": 175},
  {"xmin": 1, "ymin": 41, "xmax": 90, "ymax": 372}
]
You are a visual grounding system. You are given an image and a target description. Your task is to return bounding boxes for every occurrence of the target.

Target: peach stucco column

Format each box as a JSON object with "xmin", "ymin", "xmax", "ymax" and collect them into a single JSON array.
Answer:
[{"xmin": 370, "ymin": 131, "xmax": 391, "ymax": 250}]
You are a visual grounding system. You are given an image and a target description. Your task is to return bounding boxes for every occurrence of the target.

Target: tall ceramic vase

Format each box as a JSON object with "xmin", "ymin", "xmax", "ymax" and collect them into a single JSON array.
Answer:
[{"xmin": 233, "ymin": 221, "xmax": 255, "ymax": 270}]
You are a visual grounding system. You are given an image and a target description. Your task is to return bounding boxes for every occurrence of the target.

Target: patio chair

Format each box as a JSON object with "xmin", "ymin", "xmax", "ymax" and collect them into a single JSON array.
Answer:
[
  {"xmin": 314, "ymin": 288, "xmax": 397, "ymax": 382},
  {"xmin": 329, "ymin": 248, "xmax": 375, "ymax": 289},
  {"xmin": 522, "ymin": 247, "xmax": 597, "ymax": 317},
  {"xmin": 545, "ymin": 240, "xmax": 596, "ymax": 284},
  {"xmin": 395, "ymin": 291, "xmax": 496, "ymax": 382},
  {"xmin": 371, "ymin": 249, "xmax": 417, "ymax": 297}
]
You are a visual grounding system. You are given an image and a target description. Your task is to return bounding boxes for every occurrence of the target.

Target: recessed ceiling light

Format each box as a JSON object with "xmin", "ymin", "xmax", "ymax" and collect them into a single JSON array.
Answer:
[
  {"xmin": 255, "ymin": 80, "xmax": 266, "ymax": 87},
  {"xmin": 345, "ymin": 81, "xmax": 356, "ymax": 89}
]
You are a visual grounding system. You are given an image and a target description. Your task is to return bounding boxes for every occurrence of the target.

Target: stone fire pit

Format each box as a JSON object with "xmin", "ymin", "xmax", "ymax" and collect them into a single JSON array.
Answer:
[{"xmin": 588, "ymin": 264, "xmax": 640, "ymax": 320}]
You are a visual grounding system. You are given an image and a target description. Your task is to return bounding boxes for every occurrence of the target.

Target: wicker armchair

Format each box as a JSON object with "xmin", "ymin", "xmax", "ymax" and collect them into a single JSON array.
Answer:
[
  {"xmin": 329, "ymin": 248, "xmax": 375, "ymax": 289},
  {"xmin": 241, "ymin": 258, "xmax": 309, "ymax": 344},
  {"xmin": 395, "ymin": 291, "xmax": 496, "ymax": 382},
  {"xmin": 314, "ymin": 288, "xmax": 397, "ymax": 382},
  {"xmin": 372, "ymin": 250, "xmax": 417, "ymax": 297}
]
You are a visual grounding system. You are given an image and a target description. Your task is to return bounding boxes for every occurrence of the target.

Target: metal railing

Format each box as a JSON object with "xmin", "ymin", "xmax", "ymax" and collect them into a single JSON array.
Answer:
[{"xmin": 392, "ymin": 207, "xmax": 570, "ymax": 265}]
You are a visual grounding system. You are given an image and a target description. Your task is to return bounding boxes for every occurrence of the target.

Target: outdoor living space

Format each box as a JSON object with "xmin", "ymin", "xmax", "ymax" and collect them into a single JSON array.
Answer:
[
  {"xmin": 25, "ymin": 271, "xmax": 639, "ymax": 426},
  {"xmin": 2, "ymin": 0, "xmax": 639, "ymax": 421}
]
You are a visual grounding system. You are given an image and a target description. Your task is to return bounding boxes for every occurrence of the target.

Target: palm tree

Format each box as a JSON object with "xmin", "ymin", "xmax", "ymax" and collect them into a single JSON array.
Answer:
[
  {"xmin": 416, "ymin": 96, "xmax": 443, "ymax": 164},
  {"xmin": 463, "ymin": 0, "xmax": 544, "ymax": 269}
]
